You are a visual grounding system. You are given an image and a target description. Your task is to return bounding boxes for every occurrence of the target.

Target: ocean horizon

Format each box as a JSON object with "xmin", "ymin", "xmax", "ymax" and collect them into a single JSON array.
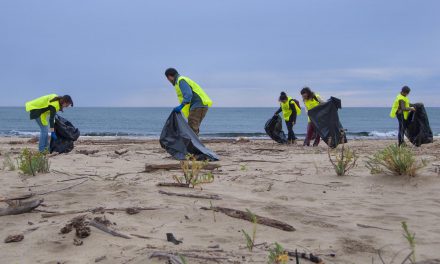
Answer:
[{"xmin": 1, "ymin": 106, "xmax": 439, "ymax": 139}]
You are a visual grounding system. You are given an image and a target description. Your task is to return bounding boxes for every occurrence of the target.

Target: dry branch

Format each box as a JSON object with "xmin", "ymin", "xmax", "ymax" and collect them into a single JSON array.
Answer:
[
  {"xmin": 0, "ymin": 193, "xmax": 34, "ymax": 202},
  {"xmin": 357, "ymin": 223, "xmax": 392, "ymax": 231},
  {"xmin": 157, "ymin": 182, "xmax": 190, "ymax": 188},
  {"xmin": 144, "ymin": 163, "xmax": 221, "ymax": 173},
  {"xmin": 115, "ymin": 149, "xmax": 129, "ymax": 155},
  {"xmin": 41, "ymin": 206, "xmax": 161, "ymax": 218},
  {"xmin": 0, "ymin": 199, "xmax": 44, "ymax": 217},
  {"xmin": 89, "ymin": 220, "xmax": 131, "ymax": 239},
  {"xmin": 150, "ymin": 252, "xmax": 185, "ymax": 264},
  {"xmin": 200, "ymin": 206, "xmax": 295, "ymax": 231},
  {"xmin": 158, "ymin": 190, "xmax": 221, "ymax": 200}
]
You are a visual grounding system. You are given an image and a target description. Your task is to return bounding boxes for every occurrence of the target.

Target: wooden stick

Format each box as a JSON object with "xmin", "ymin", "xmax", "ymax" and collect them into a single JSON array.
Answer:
[
  {"xmin": 144, "ymin": 163, "xmax": 221, "ymax": 173},
  {"xmin": 89, "ymin": 220, "xmax": 131, "ymax": 239},
  {"xmin": 37, "ymin": 179, "xmax": 88, "ymax": 195},
  {"xmin": 200, "ymin": 206, "xmax": 295, "ymax": 232},
  {"xmin": 158, "ymin": 190, "xmax": 221, "ymax": 200},
  {"xmin": 150, "ymin": 252, "xmax": 184, "ymax": 264},
  {"xmin": 115, "ymin": 149, "xmax": 129, "ymax": 155},
  {"xmin": 357, "ymin": 223, "xmax": 392, "ymax": 231},
  {"xmin": 0, "ymin": 193, "xmax": 34, "ymax": 202},
  {"xmin": 236, "ymin": 159, "xmax": 283, "ymax": 163},
  {"xmin": 57, "ymin": 176, "xmax": 90, "ymax": 182},
  {"xmin": 0, "ymin": 199, "xmax": 44, "ymax": 217},
  {"xmin": 41, "ymin": 206, "xmax": 161, "ymax": 218},
  {"xmin": 157, "ymin": 182, "xmax": 190, "ymax": 188}
]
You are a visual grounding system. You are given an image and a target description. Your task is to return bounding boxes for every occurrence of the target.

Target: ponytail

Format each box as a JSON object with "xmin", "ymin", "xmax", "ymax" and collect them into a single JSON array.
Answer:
[{"xmin": 49, "ymin": 95, "xmax": 73, "ymax": 112}]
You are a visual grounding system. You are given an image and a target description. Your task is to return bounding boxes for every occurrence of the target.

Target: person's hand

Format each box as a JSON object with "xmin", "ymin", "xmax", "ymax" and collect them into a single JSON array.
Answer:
[
  {"xmin": 51, "ymin": 132, "xmax": 57, "ymax": 140},
  {"xmin": 173, "ymin": 104, "xmax": 184, "ymax": 113},
  {"xmin": 410, "ymin": 107, "xmax": 416, "ymax": 112}
]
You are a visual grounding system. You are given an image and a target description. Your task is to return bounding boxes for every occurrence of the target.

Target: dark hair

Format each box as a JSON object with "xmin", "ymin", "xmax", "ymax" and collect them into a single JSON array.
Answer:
[
  {"xmin": 279, "ymin": 92, "xmax": 288, "ymax": 101},
  {"xmin": 300, "ymin": 87, "xmax": 315, "ymax": 99},
  {"xmin": 50, "ymin": 95, "xmax": 73, "ymax": 111},
  {"xmin": 165, "ymin": 68, "xmax": 178, "ymax": 77},
  {"xmin": 401, "ymin": 86, "xmax": 411, "ymax": 94}
]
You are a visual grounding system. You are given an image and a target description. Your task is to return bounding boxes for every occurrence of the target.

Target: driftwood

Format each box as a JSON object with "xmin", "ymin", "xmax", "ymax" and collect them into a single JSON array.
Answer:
[
  {"xmin": 0, "ymin": 199, "xmax": 44, "ymax": 217},
  {"xmin": 150, "ymin": 252, "xmax": 184, "ymax": 264},
  {"xmin": 157, "ymin": 182, "xmax": 190, "ymax": 188},
  {"xmin": 236, "ymin": 159, "xmax": 282, "ymax": 163},
  {"xmin": 57, "ymin": 176, "xmax": 90, "ymax": 183},
  {"xmin": 89, "ymin": 220, "xmax": 131, "ymax": 239},
  {"xmin": 144, "ymin": 163, "xmax": 221, "ymax": 173},
  {"xmin": 115, "ymin": 149, "xmax": 129, "ymax": 155},
  {"xmin": 158, "ymin": 190, "xmax": 221, "ymax": 200},
  {"xmin": 41, "ymin": 206, "xmax": 161, "ymax": 218},
  {"xmin": 200, "ymin": 206, "xmax": 295, "ymax": 231},
  {"xmin": 357, "ymin": 223, "xmax": 392, "ymax": 231},
  {"xmin": 0, "ymin": 193, "xmax": 34, "ymax": 202}
]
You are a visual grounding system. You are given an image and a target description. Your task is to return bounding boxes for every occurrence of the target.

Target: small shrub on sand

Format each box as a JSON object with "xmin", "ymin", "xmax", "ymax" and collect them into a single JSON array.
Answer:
[
  {"xmin": 402, "ymin": 221, "xmax": 416, "ymax": 262},
  {"xmin": 328, "ymin": 140, "xmax": 358, "ymax": 176},
  {"xmin": 17, "ymin": 148, "xmax": 50, "ymax": 176},
  {"xmin": 366, "ymin": 144, "xmax": 426, "ymax": 177},
  {"xmin": 267, "ymin": 243, "xmax": 289, "ymax": 264},
  {"xmin": 2, "ymin": 153, "xmax": 16, "ymax": 171},
  {"xmin": 242, "ymin": 209, "xmax": 257, "ymax": 252},
  {"xmin": 174, "ymin": 154, "xmax": 214, "ymax": 188}
]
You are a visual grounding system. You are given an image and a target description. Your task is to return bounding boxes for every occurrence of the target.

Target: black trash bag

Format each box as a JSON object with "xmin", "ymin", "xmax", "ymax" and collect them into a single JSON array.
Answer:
[
  {"xmin": 159, "ymin": 112, "xmax": 219, "ymax": 161},
  {"xmin": 405, "ymin": 103, "xmax": 433, "ymax": 146},
  {"xmin": 264, "ymin": 115, "xmax": 287, "ymax": 144},
  {"xmin": 50, "ymin": 115, "xmax": 80, "ymax": 154},
  {"xmin": 308, "ymin": 97, "xmax": 347, "ymax": 148}
]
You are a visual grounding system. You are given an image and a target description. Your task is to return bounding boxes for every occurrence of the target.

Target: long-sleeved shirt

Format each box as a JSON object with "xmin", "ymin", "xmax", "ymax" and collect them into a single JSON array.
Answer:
[
  {"xmin": 30, "ymin": 106, "xmax": 56, "ymax": 128},
  {"xmin": 174, "ymin": 75, "xmax": 207, "ymax": 110},
  {"xmin": 275, "ymin": 100, "xmax": 298, "ymax": 123}
]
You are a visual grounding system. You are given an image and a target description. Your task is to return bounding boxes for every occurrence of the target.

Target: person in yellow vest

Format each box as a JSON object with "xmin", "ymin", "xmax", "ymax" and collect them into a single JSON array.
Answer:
[
  {"xmin": 165, "ymin": 68, "xmax": 212, "ymax": 135},
  {"xmin": 274, "ymin": 92, "xmax": 302, "ymax": 144},
  {"xmin": 301, "ymin": 87, "xmax": 324, "ymax": 146},
  {"xmin": 390, "ymin": 86, "xmax": 416, "ymax": 146},
  {"xmin": 25, "ymin": 94, "xmax": 73, "ymax": 152}
]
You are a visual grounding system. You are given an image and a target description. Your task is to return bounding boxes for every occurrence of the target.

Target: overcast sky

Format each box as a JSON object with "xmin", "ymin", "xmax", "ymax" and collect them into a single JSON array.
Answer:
[{"xmin": 1, "ymin": 0, "xmax": 439, "ymax": 107}]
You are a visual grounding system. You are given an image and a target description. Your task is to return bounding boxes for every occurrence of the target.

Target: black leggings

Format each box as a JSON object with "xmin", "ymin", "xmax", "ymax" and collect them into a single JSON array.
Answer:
[
  {"xmin": 285, "ymin": 120, "xmax": 297, "ymax": 141},
  {"xmin": 397, "ymin": 113, "xmax": 407, "ymax": 146}
]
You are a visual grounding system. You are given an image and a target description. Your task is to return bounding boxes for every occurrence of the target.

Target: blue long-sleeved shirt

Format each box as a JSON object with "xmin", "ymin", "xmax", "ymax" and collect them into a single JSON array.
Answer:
[{"xmin": 174, "ymin": 75, "xmax": 207, "ymax": 109}]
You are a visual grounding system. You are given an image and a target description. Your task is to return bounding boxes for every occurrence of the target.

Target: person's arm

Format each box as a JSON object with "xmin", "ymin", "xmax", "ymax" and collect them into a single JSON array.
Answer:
[
  {"xmin": 179, "ymin": 79, "xmax": 193, "ymax": 105},
  {"xmin": 274, "ymin": 107, "xmax": 282, "ymax": 115},
  {"xmin": 48, "ymin": 106, "xmax": 56, "ymax": 131},
  {"xmin": 289, "ymin": 101, "xmax": 297, "ymax": 123},
  {"xmin": 399, "ymin": 100, "xmax": 415, "ymax": 112}
]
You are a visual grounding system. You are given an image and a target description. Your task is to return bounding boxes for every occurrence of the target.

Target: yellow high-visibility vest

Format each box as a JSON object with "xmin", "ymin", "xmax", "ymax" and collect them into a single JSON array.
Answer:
[
  {"xmin": 390, "ymin": 93, "xmax": 410, "ymax": 120},
  {"xmin": 280, "ymin": 96, "xmax": 301, "ymax": 121},
  {"xmin": 174, "ymin": 76, "xmax": 212, "ymax": 118},
  {"xmin": 304, "ymin": 93, "xmax": 321, "ymax": 122},
  {"xmin": 25, "ymin": 94, "xmax": 60, "ymax": 126}
]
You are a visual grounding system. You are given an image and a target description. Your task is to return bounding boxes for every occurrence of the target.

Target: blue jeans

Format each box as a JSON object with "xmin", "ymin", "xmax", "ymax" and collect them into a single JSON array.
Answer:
[{"xmin": 36, "ymin": 118, "xmax": 49, "ymax": 152}]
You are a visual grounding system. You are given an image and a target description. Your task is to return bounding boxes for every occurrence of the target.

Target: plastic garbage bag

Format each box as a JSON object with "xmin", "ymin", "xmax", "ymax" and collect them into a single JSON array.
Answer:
[
  {"xmin": 159, "ymin": 112, "xmax": 219, "ymax": 161},
  {"xmin": 308, "ymin": 97, "xmax": 347, "ymax": 148},
  {"xmin": 50, "ymin": 115, "xmax": 80, "ymax": 154},
  {"xmin": 264, "ymin": 115, "xmax": 288, "ymax": 144},
  {"xmin": 405, "ymin": 103, "xmax": 433, "ymax": 146}
]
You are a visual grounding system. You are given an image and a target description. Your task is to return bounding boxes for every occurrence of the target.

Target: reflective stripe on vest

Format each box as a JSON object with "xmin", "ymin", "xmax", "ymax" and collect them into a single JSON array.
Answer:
[
  {"xmin": 280, "ymin": 96, "xmax": 301, "ymax": 121},
  {"xmin": 25, "ymin": 94, "xmax": 60, "ymax": 126},
  {"xmin": 174, "ymin": 76, "xmax": 212, "ymax": 118},
  {"xmin": 390, "ymin": 93, "xmax": 410, "ymax": 120}
]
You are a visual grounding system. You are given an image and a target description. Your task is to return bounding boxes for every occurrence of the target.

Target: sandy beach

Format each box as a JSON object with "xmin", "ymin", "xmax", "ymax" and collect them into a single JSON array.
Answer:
[{"xmin": 0, "ymin": 137, "xmax": 439, "ymax": 264}]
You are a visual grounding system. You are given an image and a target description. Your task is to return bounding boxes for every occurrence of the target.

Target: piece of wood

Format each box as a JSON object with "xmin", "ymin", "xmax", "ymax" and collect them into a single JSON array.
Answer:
[
  {"xmin": 144, "ymin": 163, "xmax": 221, "ymax": 173},
  {"xmin": 357, "ymin": 223, "xmax": 392, "ymax": 231},
  {"xmin": 89, "ymin": 220, "xmax": 131, "ymax": 239},
  {"xmin": 200, "ymin": 206, "xmax": 295, "ymax": 232},
  {"xmin": 0, "ymin": 193, "xmax": 34, "ymax": 202},
  {"xmin": 0, "ymin": 199, "xmax": 44, "ymax": 217},
  {"xmin": 57, "ymin": 176, "xmax": 90, "ymax": 183},
  {"xmin": 158, "ymin": 190, "xmax": 221, "ymax": 200},
  {"xmin": 251, "ymin": 148, "xmax": 286, "ymax": 152},
  {"xmin": 41, "ymin": 206, "xmax": 161, "ymax": 218},
  {"xmin": 37, "ymin": 179, "xmax": 88, "ymax": 195},
  {"xmin": 150, "ymin": 252, "xmax": 184, "ymax": 264},
  {"xmin": 156, "ymin": 182, "xmax": 190, "ymax": 188},
  {"xmin": 236, "ymin": 159, "xmax": 282, "ymax": 163},
  {"xmin": 115, "ymin": 149, "xmax": 129, "ymax": 155}
]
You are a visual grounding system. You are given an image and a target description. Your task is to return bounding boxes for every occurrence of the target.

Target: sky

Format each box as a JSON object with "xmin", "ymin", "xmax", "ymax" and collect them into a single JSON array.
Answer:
[{"xmin": 0, "ymin": 0, "xmax": 439, "ymax": 107}]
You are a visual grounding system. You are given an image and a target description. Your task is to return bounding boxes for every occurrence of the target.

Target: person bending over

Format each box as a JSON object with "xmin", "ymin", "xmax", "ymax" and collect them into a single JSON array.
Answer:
[
  {"xmin": 301, "ymin": 87, "xmax": 323, "ymax": 146},
  {"xmin": 274, "ymin": 92, "xmax": 301, "ymax": 144}
]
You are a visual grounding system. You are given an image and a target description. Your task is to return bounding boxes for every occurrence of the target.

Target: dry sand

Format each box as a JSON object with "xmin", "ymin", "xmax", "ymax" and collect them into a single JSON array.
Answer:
[{"xmin": 0, "ymin": 137, "xmax": 439, "ymax": 264}]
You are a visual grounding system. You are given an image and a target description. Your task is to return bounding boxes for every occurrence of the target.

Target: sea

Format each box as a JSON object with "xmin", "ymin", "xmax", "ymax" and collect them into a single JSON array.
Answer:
[{"xmin": 0, "ymin": 107, "xmax": 439, "ymax": 140}]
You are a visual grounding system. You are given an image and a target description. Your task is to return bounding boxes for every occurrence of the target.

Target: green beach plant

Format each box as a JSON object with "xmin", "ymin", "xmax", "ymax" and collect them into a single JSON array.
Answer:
[
  {"xmin": 366, "ymin": 144, "xmax": 426, "ymax": 177},
  {"xmin": 267, "ymin": 243, "xmax": 289, "ymax": 264},
  {"xmin": 401, "ymin": 221, "xmax": 416, "ymax": 263},
  {"xmin": 242, "ymin": 209, "xmax": 257, "ymax": 252},
  {"xmin": 174, "ymin": 154, "xmax": 214, "ymax": 188},
  {"xmin": 2, "ymin": 153, "xmax": 16, "ymax": 171},
  {"xmin": 17, "ymin": 148, "xmax": 50, "ymax": 176},
  {"xmin": 328, "ymin": 138, "xmax": 358, "ymax": 176}
]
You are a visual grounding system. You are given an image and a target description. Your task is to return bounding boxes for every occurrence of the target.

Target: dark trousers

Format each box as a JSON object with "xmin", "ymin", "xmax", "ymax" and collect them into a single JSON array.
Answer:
[
  {"xmin": 188, "ymin": 107, "xmax": 208, "ymax": 136},
  {"xmin": 304, "ymin": 122, "xmax": 320, "ymax": 146},
  {"xmin": 285, "ymin": 119, "xmax": 297, "ymax": 141},
  {"xmin": 397, "ymin": 113, "xmax": 407, "ymax": 146}
]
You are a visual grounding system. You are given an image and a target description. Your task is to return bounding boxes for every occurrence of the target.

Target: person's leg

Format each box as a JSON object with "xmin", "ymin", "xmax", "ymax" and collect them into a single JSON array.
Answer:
[
  {"xmin": 304, "ymin": 122, "xmax": 313, "ymax": 146},
  {"xmin": 188, "ymin": 108, "xmax": 208, "ymax": 135},
  {"xmin": 312, "ymin": 123, "xmax": 320, "ymax": 146},
  {"xmin": 285, "ymin": 120, "xmax": 294, "ymax": 142},
  {"xmin": 36, "ymin": 118, "xmax": 49, "ymax": 152},
  {"xmin": 397, "ymin": 113, "xmax": 405, "ymax": 146}
]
